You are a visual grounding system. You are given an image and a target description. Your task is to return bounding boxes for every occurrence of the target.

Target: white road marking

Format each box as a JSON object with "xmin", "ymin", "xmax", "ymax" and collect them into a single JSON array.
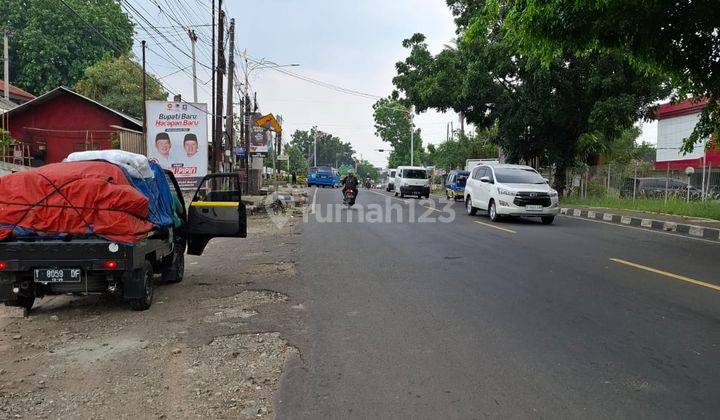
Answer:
[{"xmin": 310, "ymin": 187, "xmax": 318, "ymax": 214}]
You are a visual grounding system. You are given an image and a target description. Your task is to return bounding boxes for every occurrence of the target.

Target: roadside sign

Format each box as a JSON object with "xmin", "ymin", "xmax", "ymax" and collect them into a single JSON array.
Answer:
[{"xmin": 145, "ymin": 101, "xmax": 208, "ymax": 190}]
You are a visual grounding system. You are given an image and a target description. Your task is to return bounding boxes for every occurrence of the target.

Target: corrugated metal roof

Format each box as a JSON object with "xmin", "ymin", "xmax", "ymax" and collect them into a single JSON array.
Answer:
[{"xmin": 4, "ymin": 86, "xmax": 142, "ymax": 129}]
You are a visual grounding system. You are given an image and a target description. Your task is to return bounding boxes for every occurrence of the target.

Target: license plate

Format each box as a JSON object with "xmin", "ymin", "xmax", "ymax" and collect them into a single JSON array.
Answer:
[
  {"xmin": 526, "ymin": 205, "xmax": 543, "ymax": 212},
  {"xmin": 34, "ymin": 268, "xmax": 82, "ymax": 283}
]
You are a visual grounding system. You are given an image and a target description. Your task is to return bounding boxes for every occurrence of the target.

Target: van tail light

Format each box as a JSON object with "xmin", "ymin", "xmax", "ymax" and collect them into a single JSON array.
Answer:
[
  {"xmin": 0, "ymin": 261, "xmax": 6, "ymax": 270},
  {"xmin": 102, "ymin": 260, "xmax": 118, "ymax": 269}
]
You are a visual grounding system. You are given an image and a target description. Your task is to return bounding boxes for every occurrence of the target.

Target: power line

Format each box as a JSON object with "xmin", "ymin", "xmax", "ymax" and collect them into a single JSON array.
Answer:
[
  {"xmin": 58, "ymin": 0, "xmax": 219, "ymax": 118},
  {"xmin": 121, "ymin": 0, "xmax": 214, "ymax": 71},
  {"xmin": 240, "ymin": 52, "xmax": 382, "ymax": 100}
]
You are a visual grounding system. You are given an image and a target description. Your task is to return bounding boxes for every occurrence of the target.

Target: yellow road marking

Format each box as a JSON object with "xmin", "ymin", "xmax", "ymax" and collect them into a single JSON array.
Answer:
[
  {"xmin": 609, "ymin": 258, "xmax": 720, "ymax": 292},
  {"xmin": 191, "ymin": 201, "xmax": 238, "ymax": 207},
  {"xmin": 474, "ymin": 220, "xmax": 516, "ymax": 234}
]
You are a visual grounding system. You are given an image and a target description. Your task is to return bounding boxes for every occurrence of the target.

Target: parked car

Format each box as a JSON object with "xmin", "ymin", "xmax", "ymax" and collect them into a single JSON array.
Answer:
[
  {"xmin": 394, "ymin": 166, "xmax": 430, "ymax": 198},
  {"xmin": 620, "ymin": 177, "xmax": 702, "ymax": 199},
  {"xmin": 445, "ymin": 170, "xmax": 470, "ymax": 201},
  {"xmin": 464, "ymin": 164, "xmax": 559, "ymax": 224},
  {"xmin": 386, "ymin": 169, "xmax": 397, "ymax": 192}
]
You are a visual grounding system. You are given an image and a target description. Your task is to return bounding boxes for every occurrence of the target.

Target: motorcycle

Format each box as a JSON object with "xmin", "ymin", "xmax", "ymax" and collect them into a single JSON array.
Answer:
[{"xmin": 343, "ymin": 188, "xmax": 357, "ymax": 207}]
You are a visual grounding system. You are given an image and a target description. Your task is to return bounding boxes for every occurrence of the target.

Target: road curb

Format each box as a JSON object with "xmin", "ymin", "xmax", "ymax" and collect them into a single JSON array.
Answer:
[{"xmin": 559, "ymin": 208, "xmax": 720, "ymax": 241}]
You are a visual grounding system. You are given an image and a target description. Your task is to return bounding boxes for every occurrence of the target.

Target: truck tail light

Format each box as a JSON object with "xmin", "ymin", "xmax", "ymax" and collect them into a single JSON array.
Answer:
[
  {"xmin": 0, "ymin": 262, "xmax": 6, "ymax": 270},
  {"xmin": 102, "ymin": 260, "xmax": 118, "ymax": 269}
]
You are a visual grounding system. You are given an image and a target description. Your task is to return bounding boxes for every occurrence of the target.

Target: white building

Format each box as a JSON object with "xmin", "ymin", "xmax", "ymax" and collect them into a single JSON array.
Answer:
[{"xmin": 656, "ymin": 99, "xmax": 718, "ymax": 171}]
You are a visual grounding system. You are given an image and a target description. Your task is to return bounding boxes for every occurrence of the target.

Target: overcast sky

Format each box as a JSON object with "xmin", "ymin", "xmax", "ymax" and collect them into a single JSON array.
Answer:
[{"xmin": 131, "ymin": 0, "xmax": 656, "ymax": 168}]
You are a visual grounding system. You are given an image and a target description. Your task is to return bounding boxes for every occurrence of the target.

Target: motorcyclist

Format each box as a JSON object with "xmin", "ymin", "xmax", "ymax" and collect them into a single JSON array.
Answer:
[{"xmin": 341, "ymin": 171, "xmax": 359, "ymax": 199}]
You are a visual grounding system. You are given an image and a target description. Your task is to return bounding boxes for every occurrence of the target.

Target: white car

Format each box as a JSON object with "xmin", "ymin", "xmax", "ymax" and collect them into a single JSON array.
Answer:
[
  {"xmin": 464, "ymin": 164, "xmax": 559, "ymax": 224},
  {"xmin": 394, "ymin": 166, "xmax": 430, "ymax": 198}
]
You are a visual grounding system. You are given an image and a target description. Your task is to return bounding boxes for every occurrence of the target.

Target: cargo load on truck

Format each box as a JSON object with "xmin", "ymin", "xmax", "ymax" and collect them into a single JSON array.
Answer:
[{"xmin": 0, "ymin": 152, "xmax": 174, "ymax": 244}]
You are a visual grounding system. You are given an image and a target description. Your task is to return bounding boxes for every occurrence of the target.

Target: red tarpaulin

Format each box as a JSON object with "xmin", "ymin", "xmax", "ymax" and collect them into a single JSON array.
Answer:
[{"xmin": 0, "ymin": 161, "xmax": 155, "ymax": 243}]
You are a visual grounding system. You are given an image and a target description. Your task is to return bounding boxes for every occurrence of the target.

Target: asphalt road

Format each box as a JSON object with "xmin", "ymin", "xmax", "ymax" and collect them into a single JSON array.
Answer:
[{"xmin": 277, "ymin": 187, "xmax": 720, "ymax": 419}]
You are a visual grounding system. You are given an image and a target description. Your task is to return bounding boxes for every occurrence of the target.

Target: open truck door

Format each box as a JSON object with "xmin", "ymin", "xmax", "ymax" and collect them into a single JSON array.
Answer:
[{"xmin": 187, "ymin": 173, "xmax": 247, "ymax": 255}]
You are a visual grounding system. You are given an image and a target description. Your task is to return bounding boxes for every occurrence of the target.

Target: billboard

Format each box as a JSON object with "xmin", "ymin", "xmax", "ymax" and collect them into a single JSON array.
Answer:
[
  {"xmin": 146, "ymin": 101, "xmax": 208, "ymax": 189},
  {"xmin": 249, "ymin": 114, "xmax": 271, "ymax": 154}
]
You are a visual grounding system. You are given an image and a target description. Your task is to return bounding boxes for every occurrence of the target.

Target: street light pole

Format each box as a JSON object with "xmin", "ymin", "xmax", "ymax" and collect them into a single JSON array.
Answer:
[{"xmin": 409, "ymin": 107, "xmax": 414, "ymax": 166}]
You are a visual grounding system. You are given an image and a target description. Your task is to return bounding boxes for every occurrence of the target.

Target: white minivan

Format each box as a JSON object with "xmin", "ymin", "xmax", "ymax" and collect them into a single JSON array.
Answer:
[
  {"xmin": 464, "ymin": 164, "xmax": 559, "ymax": 224},
  {"xmin": 385, "ymin": 169, "xmax": 397, "ymax": 192},
  {"xmin": 394, "ymin": 166, "xmax": 430, "ymax": 198}
]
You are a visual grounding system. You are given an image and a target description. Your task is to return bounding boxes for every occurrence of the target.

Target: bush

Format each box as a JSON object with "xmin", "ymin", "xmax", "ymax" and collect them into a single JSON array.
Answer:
[{"xmin": 586, "ymin": 180, "xmax": 607, "ymax": 197}]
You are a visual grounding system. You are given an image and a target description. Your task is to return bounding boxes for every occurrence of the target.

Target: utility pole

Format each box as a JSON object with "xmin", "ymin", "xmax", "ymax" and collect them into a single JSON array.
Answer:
[
  {"xmin": 141, "ymin": 40, "xmax": 146, "ymax": 138},
  {"xmin": 225, "ymin": 19, "xmax": 235, "ymax": 172},
  {"xmin": 188, "ymin": 29, "xmax": 198, "ymax": 102},
  {"xmin": 244, "ymin": 54, "xmax": 251, "ymax": 192},
  {"xmin": 3, "ymin": 30, "xmax": 9, "ymax": 100},
  {"xmin": 213, "ymin": 6, "xmax": 225, "ymax": 173},
  {"xmin": 313, "ymin": 130, "xmax": 317, "ymax": 167},
  {"xmin": 211, "ymin": 0, "xmax": 215, "ymax": 156}
]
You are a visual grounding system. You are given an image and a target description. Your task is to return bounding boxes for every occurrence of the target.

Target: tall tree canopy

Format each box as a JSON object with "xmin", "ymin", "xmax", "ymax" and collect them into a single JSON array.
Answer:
[
  {"xmin": 0, "ymin": 0, "xmax": 133, "ymax": 96},
  {"xmin": 75, "ymin": 55, "xmax": 167, "ymax": 119},
  {"xmin": 289, "ymin": 127, "xmax": 355, "ymax": 169},
  {"xmin": 390, "ymin": 1, "xmax": 667, "ymax": 189},
  {"xmin": 372, "ymin": 97, "xmax": 425, "ymax": 168},
  {"xmin": 497, "ymin": 0, "xmax": 719, "ymax": 152}
]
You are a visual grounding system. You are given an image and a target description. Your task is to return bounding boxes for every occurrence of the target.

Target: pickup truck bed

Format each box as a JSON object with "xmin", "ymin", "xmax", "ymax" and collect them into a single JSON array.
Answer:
[{"xmin": 0, "ymin": 232, "xmax": 178, "ymax": 311}]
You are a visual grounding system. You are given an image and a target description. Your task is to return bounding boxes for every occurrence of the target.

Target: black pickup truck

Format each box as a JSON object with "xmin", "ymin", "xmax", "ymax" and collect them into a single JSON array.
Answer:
[{"xmin": 0, "ymin": 172, "xmax": 247, "ymax": 312}]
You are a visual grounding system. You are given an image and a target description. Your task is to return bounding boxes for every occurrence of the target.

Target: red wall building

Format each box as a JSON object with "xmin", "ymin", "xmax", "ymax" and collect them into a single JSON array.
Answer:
[{"xmin": 3, "ymin": 87, "xmax": 142, "ymax": 166}]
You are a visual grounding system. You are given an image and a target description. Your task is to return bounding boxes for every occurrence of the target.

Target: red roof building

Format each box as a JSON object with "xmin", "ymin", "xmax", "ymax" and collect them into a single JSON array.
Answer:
[
  {"xmin": 0, "ymin": 81, "xmax": 36, "ymax": 105},
  {"xmin": 2, "ymin": 87, "xmax": 142, "ymax": 166},
  {"xmin": 655, "ymin": 98, "xmax": 718, "ymax": 171}
]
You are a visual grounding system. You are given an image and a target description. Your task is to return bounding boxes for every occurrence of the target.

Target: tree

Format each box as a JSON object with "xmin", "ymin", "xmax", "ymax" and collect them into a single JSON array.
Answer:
[
  {"xmin": 0, "ymin": 0, "xmax": 134, "ymax": 96},
  {"xmin": 355, "ymin": 160, "xmax": 380, "ymax": 182},
  {"xmin": 372, "ymin": 97, "xmax": 425, "ymax": 168},
  {"xmin": 500, "ymin": 0, "xmax": 719, "ymax": 153},
  {"xmin": 285, "ymin": 144, "xmax": 308, "ymax": 176},
  {"xmin": 426, "ymin": 129, "xmax": 498, "ymax": 170},
  {"xmin": 390, "ymin": 3, "xmax": 666, "ymax": 190},
  {"xmin": 289, "ymin": 127, "xmax": 355, "ymax": 168},
  {"xmin": 75, "ymin": 55, "xmax": 167, "ymax": 119}
]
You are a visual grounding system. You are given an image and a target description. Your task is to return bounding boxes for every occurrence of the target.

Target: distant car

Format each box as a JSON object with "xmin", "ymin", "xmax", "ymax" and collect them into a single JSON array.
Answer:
[
  {"xmin": 445, "ymin": 170, "xmax": 470, "ymax": 201},
  {"xmin": 385, "ymin": 169, "xmax": 397, "ymax": 192},
  {"xmin": 395, "ymin": 166, "xmax": 430, "ymax": 198},
  {"xmin": 307, "ymin": 166, "xmax": 340, "ymax": 188},
  {"xmin": 464, "ymin": 164, "xmax": 559, "ymax": 224},
  {"xmin": 620, "ymin": 177, "xmax": 701, "ymax": 199}
]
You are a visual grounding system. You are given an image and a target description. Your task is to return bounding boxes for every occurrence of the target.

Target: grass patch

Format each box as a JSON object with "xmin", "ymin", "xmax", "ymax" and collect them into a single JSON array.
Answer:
[{"xmin": 561, "ymin": 196, "xmax": 720, "ymax": 221}]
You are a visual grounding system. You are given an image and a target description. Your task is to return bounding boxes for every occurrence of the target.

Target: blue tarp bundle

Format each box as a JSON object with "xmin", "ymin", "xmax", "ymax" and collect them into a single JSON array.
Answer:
[{"xmin": 122, "ymin": 162, "xmax": 175, "ymax": 229}]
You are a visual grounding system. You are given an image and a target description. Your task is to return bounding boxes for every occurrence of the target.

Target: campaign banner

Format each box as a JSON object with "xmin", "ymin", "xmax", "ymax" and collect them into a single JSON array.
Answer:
[
  {"xmin": 146, "ymin": 101, "xmax": 208, "ymax": 190},
  {"xmin": 249, "ymin": 114, "xmax": 270, "ymax": 154}
]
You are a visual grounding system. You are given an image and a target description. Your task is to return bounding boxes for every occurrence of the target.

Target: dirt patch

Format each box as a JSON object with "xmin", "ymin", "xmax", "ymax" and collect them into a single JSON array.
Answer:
[{"xmin": 182, "ymin": 333, "xmax": 297, "ymax": 418}]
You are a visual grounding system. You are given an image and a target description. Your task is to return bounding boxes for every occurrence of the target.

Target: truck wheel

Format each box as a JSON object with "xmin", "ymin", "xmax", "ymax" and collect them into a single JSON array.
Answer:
[
  {"xmin": 128, "ymin": 261, "xmax": 154, "ymax": 311},
  {"xmin": 161, "ymin": 248, "xmax": 185, "ymax": 284},
  {"xmin": 7, "ymin": 295, "xmax": 35, "ymax": 312}
]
